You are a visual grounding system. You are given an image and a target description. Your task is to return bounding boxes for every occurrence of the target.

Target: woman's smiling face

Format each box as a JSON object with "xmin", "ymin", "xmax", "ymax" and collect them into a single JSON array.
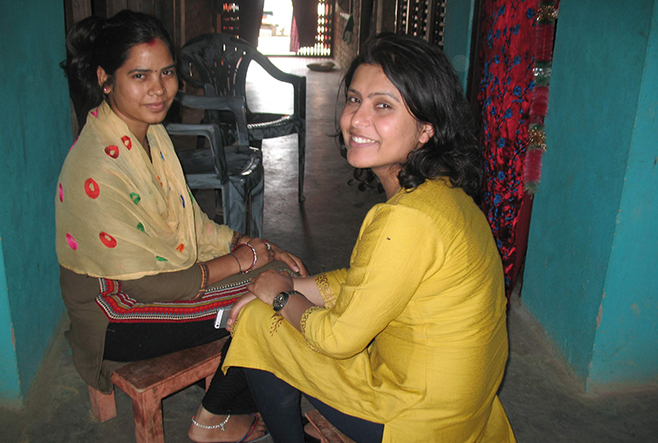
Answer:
[
  {"xmin": 98, "ymin": 38, "xmax": 178, "ymax": 140},
  {"xmin": 340, "ymin": 63, "xmax": 434, "ymax": 187}
]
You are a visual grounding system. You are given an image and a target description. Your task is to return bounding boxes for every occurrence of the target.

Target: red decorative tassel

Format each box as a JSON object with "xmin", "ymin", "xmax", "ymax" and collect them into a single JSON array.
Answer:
[
  {"xmin": 528, "ymin": 114, "xmax": 544, "ymax": 125},
  {"xmin": 530, "ymin": 86, "xmax": 550, "ymax": 117},
  {"xmin": 525, "ymin": 148, "xmax": 544, "ymax": 183},
  {"xmin": 524, "ymin": 1, "xmax": 559, "ymax": 194},
  {"xmin": 535, "ymin": 25, "xmax": 554, "ymax": 59}
]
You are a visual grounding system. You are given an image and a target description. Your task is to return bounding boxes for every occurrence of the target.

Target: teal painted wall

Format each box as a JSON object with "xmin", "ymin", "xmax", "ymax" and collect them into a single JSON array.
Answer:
[
  {"xmin": 588, "ymin": 1, "xmax": 658, "ymax": 387},
  {"xmin": 522, "ymin": 0, "xmax": 658, "ymax": 389},
  {"xmin": 0, "ymin": 1, "xmax": 70, "ymax": 405},
  {"xmin": 444, "ymin": 0, "xmax": 476, "ymax": 91},
  {"xmin": 0, "ymin": 236, "xmax": 23, "ymax": 407}
]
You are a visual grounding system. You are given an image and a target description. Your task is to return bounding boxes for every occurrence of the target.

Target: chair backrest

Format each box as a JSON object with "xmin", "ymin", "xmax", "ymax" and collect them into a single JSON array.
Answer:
[
  {"xmin": 178, "ymin": 33, "xmax": 253, "ymax": 99},
  {"xmin": 177, "ymin": 34, "xmax": 304, "ymax": 111}
]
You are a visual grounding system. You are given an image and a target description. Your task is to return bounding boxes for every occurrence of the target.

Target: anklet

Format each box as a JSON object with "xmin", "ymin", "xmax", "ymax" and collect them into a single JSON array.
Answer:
[{"xmin": 191, "ymin": 414, "xmax": 230, "ymax": 431}]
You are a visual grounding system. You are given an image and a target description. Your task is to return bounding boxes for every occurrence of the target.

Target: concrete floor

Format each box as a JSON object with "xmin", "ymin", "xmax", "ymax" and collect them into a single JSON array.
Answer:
[{"xmin": 2, "ymin": 57, "xmax": 657, "ymax": 443}]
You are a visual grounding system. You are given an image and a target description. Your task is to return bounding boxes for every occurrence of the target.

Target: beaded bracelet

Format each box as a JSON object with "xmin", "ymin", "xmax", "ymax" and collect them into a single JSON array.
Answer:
[{"xmin": 233, "ymin": 243, "xmax": 257, "ymax": 273}]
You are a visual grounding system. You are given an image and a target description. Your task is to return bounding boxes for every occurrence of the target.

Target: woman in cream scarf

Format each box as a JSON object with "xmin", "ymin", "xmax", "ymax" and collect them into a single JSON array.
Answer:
[{"xmin": 58, "ymin": 10, "xmax": 304, "ymax": 442}]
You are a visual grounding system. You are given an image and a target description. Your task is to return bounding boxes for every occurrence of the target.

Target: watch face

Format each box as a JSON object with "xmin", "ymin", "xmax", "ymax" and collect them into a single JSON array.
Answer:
[{"xmin": 273, "ymin": 292, "xmax": 289, "ymax": 311}]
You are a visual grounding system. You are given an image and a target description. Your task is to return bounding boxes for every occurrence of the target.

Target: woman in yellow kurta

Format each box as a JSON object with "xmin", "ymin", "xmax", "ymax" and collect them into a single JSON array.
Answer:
[{"xmin": 224, "ymin": 33, "xmax": 516, "ymax": 443}]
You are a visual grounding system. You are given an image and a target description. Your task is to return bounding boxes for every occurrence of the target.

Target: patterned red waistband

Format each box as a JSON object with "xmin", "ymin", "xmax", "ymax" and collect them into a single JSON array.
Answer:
[{"xmin": 96, "ymin": 278, "xmax": 246, "ymax": 323}]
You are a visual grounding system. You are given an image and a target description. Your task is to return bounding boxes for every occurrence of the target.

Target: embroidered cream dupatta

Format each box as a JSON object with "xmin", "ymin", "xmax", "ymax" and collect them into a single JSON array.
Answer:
[{"xmin": 56, "ymin": 102, "xmax": 233, "ymax": 280}]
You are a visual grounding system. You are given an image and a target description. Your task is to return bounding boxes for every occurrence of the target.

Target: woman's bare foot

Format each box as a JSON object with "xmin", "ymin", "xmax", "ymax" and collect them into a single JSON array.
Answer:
[{"xmin": 188, "ymin": 405, "xmax": 267, "ymax": 442}]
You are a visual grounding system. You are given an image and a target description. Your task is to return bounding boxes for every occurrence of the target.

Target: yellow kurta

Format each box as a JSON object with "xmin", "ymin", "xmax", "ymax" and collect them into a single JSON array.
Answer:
[{"xmin": 225, "ymin": 179, "xmax": 516, "ymax": 442}]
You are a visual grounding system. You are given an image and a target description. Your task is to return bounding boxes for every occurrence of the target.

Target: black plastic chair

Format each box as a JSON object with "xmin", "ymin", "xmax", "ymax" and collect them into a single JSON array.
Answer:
[
  {"xmin": 178, "ymin": 33, "xmax": 307, "ymax": 202},
  {"xmin": 167, "ymin": 93, "xmax": 264, "ymax": 237}
]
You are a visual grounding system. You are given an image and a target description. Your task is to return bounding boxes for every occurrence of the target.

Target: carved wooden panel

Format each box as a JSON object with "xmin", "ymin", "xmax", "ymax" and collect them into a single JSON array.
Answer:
[{"xmin": 396, "ymin": 0, "xmax": 446, "ymax": 47}]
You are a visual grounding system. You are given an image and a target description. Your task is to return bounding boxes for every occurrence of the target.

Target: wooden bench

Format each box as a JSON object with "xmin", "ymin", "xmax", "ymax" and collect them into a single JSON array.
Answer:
[
  {"xmin": 306, "ymin": 409, "xmax": 356, "ymax": 443},
  {"xmin": 88, "ymin": 337, "xmax": 228, "ymax": 443}
]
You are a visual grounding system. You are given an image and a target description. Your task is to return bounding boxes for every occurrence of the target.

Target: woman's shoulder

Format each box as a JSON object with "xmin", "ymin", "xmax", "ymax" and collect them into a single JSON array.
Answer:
[
  {"xmin": 393, "ymin": 178, "xmax": 470, "ymax": 210},
  {"xmin": 384, "ymin": 178, "xmax": 485, "ymax": 232}
]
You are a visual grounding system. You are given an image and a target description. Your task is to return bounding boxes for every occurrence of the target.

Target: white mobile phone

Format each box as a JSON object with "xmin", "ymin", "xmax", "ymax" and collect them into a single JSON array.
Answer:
[{"xmin": 214, "ymin": 308, "xmax": 230, "ymax": 329}]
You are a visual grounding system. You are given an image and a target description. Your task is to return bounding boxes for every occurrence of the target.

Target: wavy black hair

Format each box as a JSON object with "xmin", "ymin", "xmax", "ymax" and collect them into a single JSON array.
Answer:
[
  {"xmin": 338, "ymin": 33, "xmax": 482, "ymax": 200},
  {"xmin": 60, "ymin": 10, "xmax": 175, "ymax": 132}
]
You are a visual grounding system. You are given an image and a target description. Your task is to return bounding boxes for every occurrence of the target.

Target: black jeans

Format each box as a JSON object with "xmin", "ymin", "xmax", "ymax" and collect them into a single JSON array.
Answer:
[
  {"xmin": 244, "ymin": 368, "xmax": 384, "ymax": 443},
  {"xmin": 104, "ymin": 322, "xmax": 257, "ymax": 414}
]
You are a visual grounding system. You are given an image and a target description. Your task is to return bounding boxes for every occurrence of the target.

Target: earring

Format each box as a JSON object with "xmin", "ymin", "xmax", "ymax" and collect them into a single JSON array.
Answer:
[{"xmin": 103, "ymin": 87, "xmax": 109, "ymax": 94}]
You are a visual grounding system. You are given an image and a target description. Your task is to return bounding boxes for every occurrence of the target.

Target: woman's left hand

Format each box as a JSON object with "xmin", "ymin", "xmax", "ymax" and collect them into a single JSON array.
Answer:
[
  {"xmin": 247, "ymin": 269, "xmax": 294, "ymax": 306},
  {"xmin": 226, "ymin": 292, "xmax": 257, "ymax": 332},
  {"xmin": 266, "ymin": 241, "xmax": 308, "ymax": 277}
]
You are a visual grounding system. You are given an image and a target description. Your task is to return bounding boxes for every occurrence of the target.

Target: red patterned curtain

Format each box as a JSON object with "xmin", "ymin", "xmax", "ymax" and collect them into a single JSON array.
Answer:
[{"xmin": 478, "ymin": 0, "xmax": 559, "ymax": 297}]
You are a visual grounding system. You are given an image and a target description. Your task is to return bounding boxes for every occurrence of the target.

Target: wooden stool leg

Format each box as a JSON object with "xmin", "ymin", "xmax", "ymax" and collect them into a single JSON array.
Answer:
[
  {"xmin": 88, "ymin": 385, "xmax": 117, "ymax": 422},
  {"xmin": 306, "ymin": 410, "xmax": 356, "ymax": 443},
  {"xmin": 132, "ymin": 390, "xmax": 165, "ymax": 443}
]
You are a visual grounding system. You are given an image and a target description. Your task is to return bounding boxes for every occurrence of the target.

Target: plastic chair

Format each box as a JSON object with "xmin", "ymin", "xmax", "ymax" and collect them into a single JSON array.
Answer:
[
  {"xmin": 167, "ymin": 92, "xmax": 263, "ymax": 237},
  {"xmin": 177, "ymin": 33, "xmax": 307, "ymax": 202}
]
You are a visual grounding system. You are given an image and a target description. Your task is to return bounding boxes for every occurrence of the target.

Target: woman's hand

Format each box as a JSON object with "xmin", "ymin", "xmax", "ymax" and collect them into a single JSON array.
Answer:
[
  {"xmin": 226, "ymin": 270, "xmax": 295, "ymax": 331},
  {"xmin": 247, "ymin": 269, "xmax": 294, "ymax": 306},
  {"xmin": 226, "ymin": 292, "xmax": 257, "ymax": 332},
  {"xmin": 267, "ymin": 241, "xmax": 308, "ymax": 276},
  {"xmin": 232, "ymin": 238, "xmax": 274, "ymax": 272},
  {"xmin": 237, "ymin": 236, "xmax": 307, "ymax": 276}
]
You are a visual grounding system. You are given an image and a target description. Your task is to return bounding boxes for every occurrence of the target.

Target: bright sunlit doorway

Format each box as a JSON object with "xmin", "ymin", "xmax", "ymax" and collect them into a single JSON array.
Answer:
[{"xmin": 258, "ymin": 0, "xmax": 295, "ymax": 55}]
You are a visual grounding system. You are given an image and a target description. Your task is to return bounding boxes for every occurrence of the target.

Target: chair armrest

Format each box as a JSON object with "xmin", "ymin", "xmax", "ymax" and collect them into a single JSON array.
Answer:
[
  {"xmin": 174, "ymin": 92, "xmax": 250, "ymax": 147},
  {"xmin": 252, "ymin": 53, "xmax": 305, "ymax": 88},
  {"xmin": 249, "ymin": 56, "xmax": 306, "ymax": 121}
]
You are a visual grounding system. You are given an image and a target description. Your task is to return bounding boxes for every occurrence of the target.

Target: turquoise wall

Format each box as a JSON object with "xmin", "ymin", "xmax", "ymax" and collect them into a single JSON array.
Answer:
[
  {"xmin": 444, "ymin": 0, "xmax": 476, "ymax": 91},
  {"xmin": 588, "ymin": 1, "xmax": 658, "ymax": 387},
  {"xmin": 0, "ymin": 236, "xmax": 22, "ymax": 407},
  {"xmin": 522, "ymin": 0, "xmax": 658, "ymax": 390},
  {"xmin": 0, "ymin": 1, "xmax": 70, "ymax": 405}
]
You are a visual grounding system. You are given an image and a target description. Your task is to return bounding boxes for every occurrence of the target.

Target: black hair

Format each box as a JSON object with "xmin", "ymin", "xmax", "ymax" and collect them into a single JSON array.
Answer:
[
  {"xmin": 338, "ymin": 33, "xmax": 482, "ymax": 200},
  {"xmin": 60, "ymin": 10, "xmax": 175, "ymax": 132}
]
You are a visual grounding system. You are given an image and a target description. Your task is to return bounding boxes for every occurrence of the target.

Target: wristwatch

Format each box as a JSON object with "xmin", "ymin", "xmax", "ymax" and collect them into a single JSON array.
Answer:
[{"xmin": 272, "ymin": 290, "xmax": 295, "ymax": 312}]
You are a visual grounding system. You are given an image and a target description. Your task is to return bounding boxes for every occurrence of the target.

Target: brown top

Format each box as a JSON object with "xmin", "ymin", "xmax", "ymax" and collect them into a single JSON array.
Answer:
[{"xmin": 59, "ymin": 265, "xmax": 203, "ymax": 392}]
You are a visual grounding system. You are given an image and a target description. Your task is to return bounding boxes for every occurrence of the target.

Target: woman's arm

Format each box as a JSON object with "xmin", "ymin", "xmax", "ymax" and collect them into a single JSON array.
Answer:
[
  {"xmin": 293, "ymin": 276, "xmax": 324, "ymax": 306},
  {"xmin": 227, "ymin": 274, "xmax": 322, "ymax": 332},
  {"xmin": 299, "ymin": 205, "xmax": 440, "ymax": 358},
  {"xmin": 242, "ymin": 270, "xmax": 315, "ymax": 333},
  {"xmin": 203, "ymin": 237, "xmax": 271, "ymax": 285},
  {"xmin": 120, "ymin": 265, "xmax": 207, "ymax": 302},
  {"xmin": 246, "ymin": 205, "xmax": 441, "ymax": 359},
  {"xmin": 203, "ymin": 236, "xmax": 307, "ymax": 286},
  {"xmin": 123, "ymin": 235, "xmax": 270, "ymax": 301},
  {"xmin": 123, "ymin": 234, "xmax": 306, "ymax": 303}
]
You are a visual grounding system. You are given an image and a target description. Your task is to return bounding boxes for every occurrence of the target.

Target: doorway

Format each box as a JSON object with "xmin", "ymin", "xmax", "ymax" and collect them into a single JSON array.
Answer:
[
  {"xmin": 258, "ymin": 0, "xmax": 295, "ymax": 55},
  {"xmin": 258, "ymin": 0, "xmax": 334, "ymax": 57}
]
